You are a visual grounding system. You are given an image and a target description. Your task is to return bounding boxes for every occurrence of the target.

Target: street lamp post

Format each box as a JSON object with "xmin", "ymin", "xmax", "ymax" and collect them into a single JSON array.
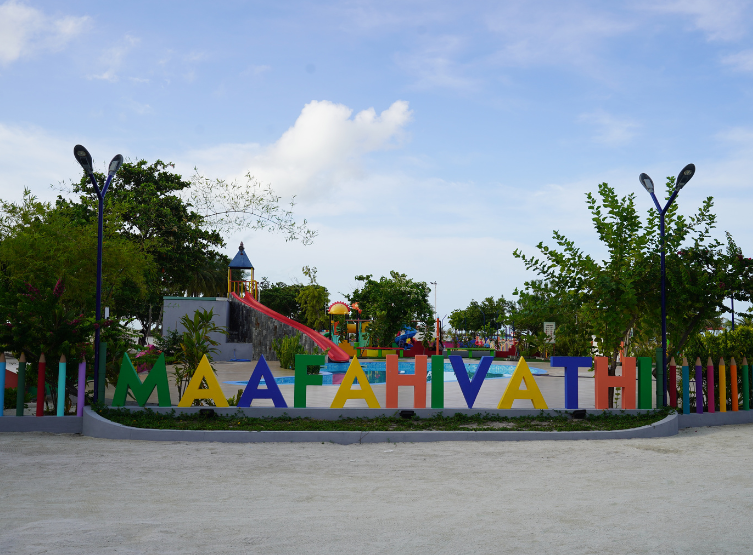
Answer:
[
  {"xmin": 430, "ymin": 281, "xmax": 437, "ymax": 316},
  {"xmin": 639, "ymin": 163, "xmax": 695, "ymax": 407},
  {"xmin": 73, "ymin": 145, "xmax": 123, "ymax": 403}
]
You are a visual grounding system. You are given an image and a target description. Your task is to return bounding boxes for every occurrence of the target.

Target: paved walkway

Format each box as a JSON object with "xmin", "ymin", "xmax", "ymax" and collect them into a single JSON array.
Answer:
[{"xmin": 0, "ymin": 424, "xmax": 749, "ymax": 554}]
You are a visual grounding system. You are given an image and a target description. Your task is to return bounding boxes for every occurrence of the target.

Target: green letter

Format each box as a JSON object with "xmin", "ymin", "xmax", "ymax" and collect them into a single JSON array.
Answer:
[{"xmin": 112, "ymin": 353, "xmax": 172, "ymax": 407}]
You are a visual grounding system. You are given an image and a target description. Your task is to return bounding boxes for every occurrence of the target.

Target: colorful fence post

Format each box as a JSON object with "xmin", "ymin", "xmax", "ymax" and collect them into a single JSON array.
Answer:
[
  {"xmin": 695, "ymin": 357, "xmax": 703, "ymax": 414},
  {"xmin": 730, "ymin": 357, "xmax": 738, "ymax": 412},
  {"xmin": 668, "ymin": 357, "xmax": 677, "ymax": 407},
  {"xmin": 706, "ymin": 357, "xmax": 715, "ymax": 413},
  {"xmin": 637, "ymin": 357, "xmax": 653, "ymax": 409},
  {"xmin": 743, "ymin": 357, "xmax": 750, "ymax": 411},
  {"xmin": 15, "ymin": 353, "xmax": 26, "ymax": 416},
  {"xmin": 56, "ymin": 354, "xmax": 66, "ymax": 417},
  {"xmin": 681, "ymin": 356, "xmax": 690, "ymax": 415},
  {"xmin": 719, "ymin": 357, "xmax": 727, "ymax": 413},
  {"xmin": 76, "ymin": 358, "xmax": 86, "ymax": 417},
  {"xmin": 0, "ymin": 353, "xmax": 5, "ymax": 416},
  {"xmin": 36, "ymin": 354, "xmax": 46, "ymax": 417}
]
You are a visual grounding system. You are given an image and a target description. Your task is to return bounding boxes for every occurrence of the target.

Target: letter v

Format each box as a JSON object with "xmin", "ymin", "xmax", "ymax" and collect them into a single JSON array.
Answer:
[{"xmin": 450, "ymin": 355, "xmax": 492, "ymax": 408}]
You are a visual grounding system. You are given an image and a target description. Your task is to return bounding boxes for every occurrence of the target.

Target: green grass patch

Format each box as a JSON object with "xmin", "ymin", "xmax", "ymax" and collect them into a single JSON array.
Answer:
[{"xmin": 95, "ymin": 406, "xmax": 674, "ymax": 432}]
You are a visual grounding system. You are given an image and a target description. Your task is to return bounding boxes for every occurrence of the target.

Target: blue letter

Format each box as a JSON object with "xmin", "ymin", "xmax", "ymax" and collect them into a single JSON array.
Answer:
[
  {"xmin": 550, "ymin": 356, "xmax": 592, "ymax": 409},
  {"xmin": 238, "ymin": 355, "xmax": 288, "ymax": 408},
  {"xmin": 450, "ymin": 355, "xmax": 492, "ymax": 408}
]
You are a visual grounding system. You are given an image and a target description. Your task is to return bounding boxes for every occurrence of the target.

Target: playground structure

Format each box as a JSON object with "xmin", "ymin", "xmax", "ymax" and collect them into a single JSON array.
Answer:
[
  {"xmin": 163, "ymin": 243, "xmax": 348, "ymax": 363},
  {"xmin": 227, "ymin": 242, "xmax": 259, "ymax": 300}
]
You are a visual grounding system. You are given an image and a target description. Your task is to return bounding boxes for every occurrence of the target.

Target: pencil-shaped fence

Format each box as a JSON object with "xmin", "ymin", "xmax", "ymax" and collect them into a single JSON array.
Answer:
[
  {"xmin": 6, "ymin": 354, "xmax": 88, "ymax": 417},
  {"xmin": 674, "ymin": 355, "xmax": 753, "ymax": 413}
]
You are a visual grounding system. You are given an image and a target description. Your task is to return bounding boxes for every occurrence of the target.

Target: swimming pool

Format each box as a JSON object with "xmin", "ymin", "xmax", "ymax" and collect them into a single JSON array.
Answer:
[{"xmin": 224, "ymin": 361, "xmax": 547, "ymax": 387}]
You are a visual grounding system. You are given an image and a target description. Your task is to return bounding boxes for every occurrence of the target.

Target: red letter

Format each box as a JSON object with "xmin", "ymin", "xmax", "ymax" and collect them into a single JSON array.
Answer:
[{"xmin": 386, "ymin": 354, "xmax": 427, "ymax": 408}]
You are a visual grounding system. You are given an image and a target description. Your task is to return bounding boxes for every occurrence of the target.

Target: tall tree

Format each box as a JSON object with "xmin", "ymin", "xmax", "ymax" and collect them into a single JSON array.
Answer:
[
  {"xmin": 347, "ymin": 271, "xmax": 433, "ymax": 347},
  {"xmin": 61, "ymin": 159, "xmax": 316, "ymax": 341},
  {"xmin": 514, "ymin": 179, "xmax": 731, "ymax": 405}
]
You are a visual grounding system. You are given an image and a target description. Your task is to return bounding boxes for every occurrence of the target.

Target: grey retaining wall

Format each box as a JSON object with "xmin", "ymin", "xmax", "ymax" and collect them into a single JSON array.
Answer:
[
  {"xmin": 227, "ymin": 295, "xmax": 319, "ymax": 361},
  {"xmin": 678, "ymin": 410, "xmax": 753, "ymax": 428},
  {"xmin": 80, "ymin": 408, "xmax": 678, "ymax": 444},
  {"xmin": 0, "ymin": 416, "xmax": 82, "ymax": 434},
  {"xmin": 8, "ymin": 409, "xmax": 753, "ymax": 443}
]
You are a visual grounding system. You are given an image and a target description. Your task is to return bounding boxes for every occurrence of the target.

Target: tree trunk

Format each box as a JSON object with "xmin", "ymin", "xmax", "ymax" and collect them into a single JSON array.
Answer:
[
  {"xmin": 140, "ymin": 305, "xmax": 153, "ymax": 346},
  {"xmin": 608, "ymin": 348, "xmax": 619, "ymax": 408}
]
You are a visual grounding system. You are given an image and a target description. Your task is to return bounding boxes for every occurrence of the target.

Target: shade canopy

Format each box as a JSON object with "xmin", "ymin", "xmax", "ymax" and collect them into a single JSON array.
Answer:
[
  {"xmin": 328, "ymin": 301, "xmax": 350, "ymax": 315},
  {"xmin": 229, "ymin": 242, "xmax": 254, "ymax": 269}
]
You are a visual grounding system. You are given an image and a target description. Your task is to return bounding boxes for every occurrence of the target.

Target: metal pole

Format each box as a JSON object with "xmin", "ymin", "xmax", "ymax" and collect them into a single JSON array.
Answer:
[
  {"xmin": 732, "ymin": 297, "xmax": 735, "ymax": 331},
  {"xmin": 93, "ymin": 195, "xmax": 104, "ymax": 403},
  {"xmin": 660, "ymin": 211, "xmax": 667, "ymax": 407}
]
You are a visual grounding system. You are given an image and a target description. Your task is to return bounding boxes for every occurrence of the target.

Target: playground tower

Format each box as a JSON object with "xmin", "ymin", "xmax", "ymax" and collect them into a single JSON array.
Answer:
[{"xmin": 228, "ymin": 242, "xmax": 258, "ymax": 300}]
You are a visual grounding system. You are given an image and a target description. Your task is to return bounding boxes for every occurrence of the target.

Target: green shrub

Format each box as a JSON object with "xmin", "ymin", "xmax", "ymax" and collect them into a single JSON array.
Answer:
[
  {"xmin": 272, "ymin": 334, "xmax": 307, "ymax": 370},
  {"xmin": 271, "ymin": 333, "xmax": 329, "ymax": 373},
  {"xmin": 4, "ymin": 387, "xmax": 31, "ymax": 411}
]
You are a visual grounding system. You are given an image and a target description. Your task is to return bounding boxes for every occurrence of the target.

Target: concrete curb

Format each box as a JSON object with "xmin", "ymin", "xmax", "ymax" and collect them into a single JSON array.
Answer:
[
  {"xmin": 678, "ymin": 411, "xmax": 753, "ymax": 428},
  {"xmin": 0, "ymin": 416, "xmax": 82, "ymax": 434},
  {"xmin": 81, "ymin": 407, "xmax": 679, "ymax": 444},
  {"xmin": 101, "ymin": 406, "xmax": 659, "ymax": 419}
]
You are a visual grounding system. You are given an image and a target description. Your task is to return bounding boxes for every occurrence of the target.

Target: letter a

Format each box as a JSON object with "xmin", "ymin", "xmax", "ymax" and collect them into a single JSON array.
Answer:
[
  {"xmin": 331, "ymin": 357, "xmax": 380, "ymax": 408},
  {"xmin": 497, "ymin": 356, "xmax": 548, "ymax": 409},
  {"xmin": 178, "ymin": 355, "xmax": 229, "ymax": 407},
  {"xmin": 238, "ymin": 355, "xmax": 287, "ymax": 407}
]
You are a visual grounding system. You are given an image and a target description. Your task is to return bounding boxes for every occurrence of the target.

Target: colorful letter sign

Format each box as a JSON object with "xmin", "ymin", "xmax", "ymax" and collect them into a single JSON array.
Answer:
[
  {"xmin": 450, "ymin": 355, "xmax": 492, "ymax": 409},
  {"xmin": 178, "ymin": 355, "xmax": 229, "ymax": 407},
  {"xmin": 238, "ymin": 355, "xmax": 287, "ymax": 408},
  {"xmin": 331, "ymin": 357, "xmax": 380, "ymax": 408},
  {"xmin": 113, "ymin": 353, "xmax": 172, "ymax": 407},
  {"xmin": 386, "ymin": 354, "xmax": 426, "ymax": 408},
  {"xmin": 497, "ymin": 357, "xmax": 548, "ymax": 409}
]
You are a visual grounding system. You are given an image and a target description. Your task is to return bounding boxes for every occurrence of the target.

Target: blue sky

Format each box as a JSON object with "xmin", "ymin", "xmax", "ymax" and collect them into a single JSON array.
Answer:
[{"xmin": 2, "ymin": 0, "xmax": 753, "ymax": 320}]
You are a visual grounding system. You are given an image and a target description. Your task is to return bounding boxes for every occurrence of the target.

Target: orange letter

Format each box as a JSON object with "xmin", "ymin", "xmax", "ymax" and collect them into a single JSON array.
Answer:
[
  {"xmin": 386, "ymin": 355, "xmax": 427, "ymax": 409},
  {"xmin": 595, "ymin": 356, "xmax": 636, "ymax": 410}
]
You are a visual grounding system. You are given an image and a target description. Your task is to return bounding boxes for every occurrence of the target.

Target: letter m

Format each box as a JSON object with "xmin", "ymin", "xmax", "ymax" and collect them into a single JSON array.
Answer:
[{"xmin": 112, "ymin": 353, "xmax": 172, "ymax": 407}]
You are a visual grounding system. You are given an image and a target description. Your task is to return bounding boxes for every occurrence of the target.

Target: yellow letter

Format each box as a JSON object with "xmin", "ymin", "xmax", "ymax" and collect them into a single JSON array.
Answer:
[
  {"xmin": 178, "ymin": 355, "xmax": 229, "ymax": 407},
  {"xmin": 497, "ymin": 357, "xmax": 548, "ymax": 409},
  {"xmin": 331, "ymin": 357, "xmax": 380, "ymax": 408}
]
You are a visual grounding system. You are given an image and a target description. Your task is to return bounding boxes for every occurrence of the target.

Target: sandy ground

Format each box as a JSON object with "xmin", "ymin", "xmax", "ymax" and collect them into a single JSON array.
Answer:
[{"xmin": 1, "ymin": 424, "xmax": 751, "ymax": 554}]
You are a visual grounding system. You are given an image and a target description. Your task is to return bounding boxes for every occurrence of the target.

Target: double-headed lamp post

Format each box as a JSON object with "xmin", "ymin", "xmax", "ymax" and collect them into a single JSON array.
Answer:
[
  {"xmin": 638, "ymin": 163, "xmax": 695, "ymax": 406},
  {"xmin": 73, "ymin": 145, "xmax": 124, "ymax": 403}
]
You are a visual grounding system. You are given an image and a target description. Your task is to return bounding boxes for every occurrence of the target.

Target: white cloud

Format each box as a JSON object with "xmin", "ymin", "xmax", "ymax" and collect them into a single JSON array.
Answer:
[
  {"xmin": 0, "ymin": 0, "xmax": 89, "ymax": 65},
  {"xmin": 721, "ymin": 49, "xmax": 753, "ymax": 71},
  {"xmin": 395, "ymin": 35, "xmax": 480, "ymax": 91},
  {"xmin": 0, "ymin": 123, "xmax": 85, "ymax": 201},
  {"xmin": 486, "ymin": 3, "xmax": 633, "ymax": 70},
  {"xmin": 88, "ymin": 35, "xmax": 140, "ymax": 82},
  {"xmin": 578, "ymin": 110, "xmax": 641, "ymax": 146},
  {"xmin": 241, "ymin": 64, "xmax": 271, "ymax": 77},
  {"xmin": 642, "ymin": 0, "xmax": 750, "ymax": 42},
  {"xmin": 181, "ymin": 100, "xmax": 413, "ymax": 200}
]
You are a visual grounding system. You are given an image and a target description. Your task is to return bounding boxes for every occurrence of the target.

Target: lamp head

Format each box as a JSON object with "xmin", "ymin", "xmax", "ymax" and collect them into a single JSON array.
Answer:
[
  {"xmin": 639, "ymin": 173, "xmax": 655, "ymax": 194},
  {"xmin": 108, "ymin": 154, "xmax": 124, "ymax": 178},
  {"xmin": 73, "ymin": 144, "xmax": 94, "ymax": 176},
  {"xmin": 676, "ymin": 163, "xmax": 695, "ymax": 190}
]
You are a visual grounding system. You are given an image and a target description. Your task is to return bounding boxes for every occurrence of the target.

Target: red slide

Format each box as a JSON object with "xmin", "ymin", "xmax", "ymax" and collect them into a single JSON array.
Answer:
[{"xmin": 231, "ymin": 293, "xmax": 350, "ymax": 362}]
